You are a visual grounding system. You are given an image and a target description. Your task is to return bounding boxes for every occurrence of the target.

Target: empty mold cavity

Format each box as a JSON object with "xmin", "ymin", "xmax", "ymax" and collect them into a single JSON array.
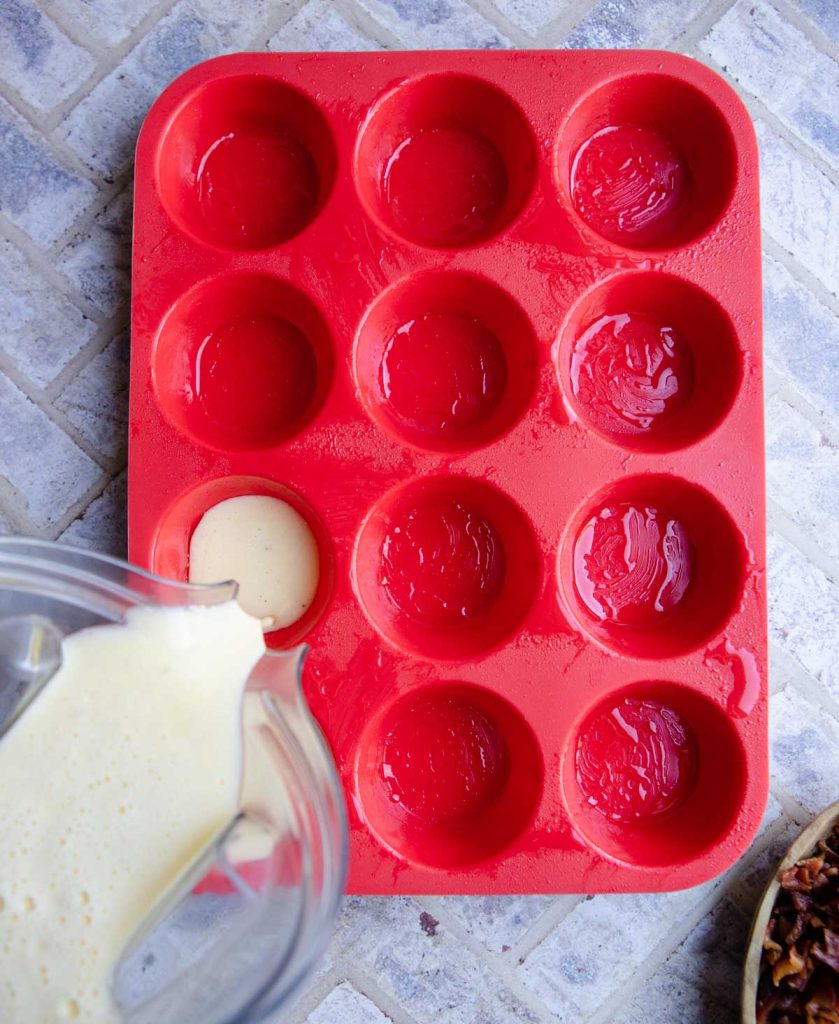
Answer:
[
  {"xmin": 356, "ymin": 683, "xmax": 543, "ymax": 867},
  {"xmin": 355, "ymin": 476, "xmax": 540, "ymax": 660},
  {"xmin": 153, "ymin": 273, "xmax": 332, "ymax": 451},
  {"xmin": 355, "ymin": 271, "xmax": 538, "ymax": 452},
  {"xmin": 355, "ymin": 74, "xmax": 537, "ymax": 248},
  {"xmin": 564, "ymin": 682, "xmax": 747, "ymax": 867},
  {"xmin": 157, "ymin": 76, "xmax": 336, "ymax": 249},
  {"xmin": 557, "ymin": 475, "xmax": 745, "ymax": 658},
  {"xmin": 557, "ymin": 74, "xmax": 736, "ymax": 250},
  {"xmin": 151, "ymin": 475, "xmax": 333, "ymax": 647},
  {"xmin": 558, "ymin": 272, "xmax": 741, "ymax": 451}
]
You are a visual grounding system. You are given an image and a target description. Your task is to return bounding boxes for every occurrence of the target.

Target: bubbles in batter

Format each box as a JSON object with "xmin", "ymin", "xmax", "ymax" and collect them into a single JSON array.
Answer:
[{"xmin": 189, "ymin": 495, "xmax": 319, "ymax": 632}]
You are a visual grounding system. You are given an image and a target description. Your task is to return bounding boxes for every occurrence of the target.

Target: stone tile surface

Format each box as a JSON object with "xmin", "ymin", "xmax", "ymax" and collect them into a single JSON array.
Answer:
[
  {"xmin": 564, "ymin": 0, "xmax": 706, "ymax": 47},
  {"xmin": 268, "ymin": 1, "xmax": 379, "ymax": 51},
  {"xmin": 354, "ymin": 0, "xmax": 510, "ymax": 48},
  {"xmin": 701, "ymin": 0, "xmax": 839, "ymax": 169},
  {"xmin": 756, "ymin": 118, "xmax": 839, "ymax": 296},
  {"xmin": 305, "ymin": 982, "xmax": 393, "ymax": 1024},
  {"xmin": 0, "ymin": 237, "xmax": 96, "ymax": 387},
  {"xmin": 0, "ymin": 0, "xmax": 95, "ymax": 111},
  {"xmin": 55, "ymin": 330, "xmax": 129, "ymax": 459},
  {"xmin": 0, "ymin": 96, "xmax": 97, "ymax": 247}
]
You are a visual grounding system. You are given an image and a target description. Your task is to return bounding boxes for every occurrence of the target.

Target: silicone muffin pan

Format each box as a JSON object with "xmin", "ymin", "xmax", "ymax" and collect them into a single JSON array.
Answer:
[{"xmin": 129, "ymin": 50, "xmax": 767, "ymax": 894}]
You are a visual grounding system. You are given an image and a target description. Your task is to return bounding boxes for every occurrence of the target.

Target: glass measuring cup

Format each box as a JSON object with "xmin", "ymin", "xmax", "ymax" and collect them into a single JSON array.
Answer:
[{"xmin": 0, "ymin": 537, "xmax": 347, "ymax": 1023}]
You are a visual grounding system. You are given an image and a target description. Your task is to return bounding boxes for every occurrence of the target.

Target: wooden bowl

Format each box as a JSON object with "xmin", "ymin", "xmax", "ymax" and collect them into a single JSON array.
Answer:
[{"xmin": 742, "ymin": 799, "xmax": 839, "ymax": 1023}]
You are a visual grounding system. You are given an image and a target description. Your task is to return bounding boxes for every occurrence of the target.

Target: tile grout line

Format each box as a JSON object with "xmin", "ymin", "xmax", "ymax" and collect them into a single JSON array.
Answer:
[
  {"xmin": 767, "ymin": 498, "xmax": 839, "ymax": 587},
  {"xmin": 463, "ymin": 0, "xmax": 545, "ymax": 46},
  {"xmin": 337, "ymin": 0, "xmax": 418, "ymax": 50},
  {"xmin": 413, "ymin": 895, "xmax": 560, "ymax": 1023},
  {"xmin": 507, "ymin": 894, "xmax": 585, "ymax": 964},
  {"xmin": 532, "ymin": 0, "xmax": 603, "ymax": 49},
  {"xmin": 0, "ymin": 347, "xmax": 116, "ymax": 473},
  {"xmin": 671, "ymin": 0, "xmax": 739, "ymax": 52},
  {"xmin": 767, "ymin": 0, "xmax": 839, "ymax": 61},
  {"xmin": 588, "ymin": 813, "xmax": 797, "ymax": 1024},
  {"xmin": 0, "ymin": 211, "xmax": 112, "ymax": 327},
  {"xmin": 771, "ymin": 379, "xmax": 839, "ymax": 444},
  {"xmin": 761, "ymin": 235, "xmax": 839, "ymax": 315},
  {"xmin": 343, "ymin": 962, "xmax": 427, "ymax": 1024}
]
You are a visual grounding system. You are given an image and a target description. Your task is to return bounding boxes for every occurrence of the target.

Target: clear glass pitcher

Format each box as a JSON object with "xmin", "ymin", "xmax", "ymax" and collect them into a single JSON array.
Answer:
[{"xmin": 0, "ymin": 537, "xmax": 347, "ymax": 1023}]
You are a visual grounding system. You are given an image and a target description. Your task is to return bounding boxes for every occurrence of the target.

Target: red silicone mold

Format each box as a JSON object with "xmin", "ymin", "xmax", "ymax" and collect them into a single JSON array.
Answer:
[{"xmin": 129, "ymin": 50, "xmax": 767, "ymax": 895}]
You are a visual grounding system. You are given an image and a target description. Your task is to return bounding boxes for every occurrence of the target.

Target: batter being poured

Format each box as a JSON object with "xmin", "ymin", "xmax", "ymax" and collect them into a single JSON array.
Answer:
[{"xmin": 0, "ymin": 600, "xmax": 264, "ymax": 1023}]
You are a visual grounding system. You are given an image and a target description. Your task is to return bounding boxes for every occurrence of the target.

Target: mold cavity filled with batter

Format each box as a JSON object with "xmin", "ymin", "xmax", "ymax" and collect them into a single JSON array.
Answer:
[
  {"xmin": 573, "ymin": 503, "xmax": 693, "ymax": 627},
  {"xmin": 570, "ymin": 311, "xmax": 694, "ymax": 439},
  {"xmin": 189, "ymin": 495, "xmax": 319, "ymax": 633},
  {"xmin": 570, "ymin": 124, "xmax": 689, "ymax": 247},
  {"xmin": 575, "ymin": 696, "xmax": 697, "ymax": 823}
]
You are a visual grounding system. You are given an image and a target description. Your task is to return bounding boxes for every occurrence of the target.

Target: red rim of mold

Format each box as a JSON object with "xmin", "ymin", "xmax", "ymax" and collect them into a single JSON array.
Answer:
[
  {"xmin": 556, "ymin": 270, "xmax": 742, "ymax": 452},
  {"xmin": 556, "ymin": 72, "xmax": 738, "ymax": 254},
  {"xmin": 557, "ymin": 474, "xmax": 747, "ymax": 659},
  {"xmin": 562, "ymin": 680, "xmax": 748, "ymax": 868},
  {"xmin": 355, "ymin": 73, "xmax": 538, "ymax": 249},
  {"xmin": 156, "ymin": 74, "xmax": 337, "ymax": 251},
  {"xmin": 354, "ymin": 270, "xmax": 540, "ymax": 453},
  {"xmin": 152, "ymin": 272, "xmax": 334, "ymax": 452},
  {"xmin": 356, "ymin": 682, "xmax": 544, "ymax": 868},
  {"xmin": 354, "ymin": 475, "xmax": 542, "ymax": 661}
]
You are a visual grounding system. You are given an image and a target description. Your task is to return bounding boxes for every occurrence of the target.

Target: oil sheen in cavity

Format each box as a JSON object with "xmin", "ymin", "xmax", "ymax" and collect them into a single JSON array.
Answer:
[
  {"xmin": 570, "ymin": 125, "xmax": 688, "ymax": 246},
  {"xmin": 576, "ymin": 697, "xmax": 696, "ymax": 822},
  {"xmin": 574, "ymin": 503, "xmax": 692, "ymax": 625},
  {"xmin": 196, "ymin": 129, "xmax": 317, "ymax": 246},
  {"xmin": 571, "ymin": 313, "xmax": 693, "ymax": 436},
  {"xmin": 380, "ymin": 697, "xmax": 509, "ymax": 825},
  {"xmin": 383, "ymin": 127, "xmax": 507, "ymax": 246},
  {"xmin": 190, "ymin": 314, "xmax": 316, "ymax": 444},
  {"xmin": 380, "ymin": 313, "xmax": 507, "ymax": 441},
  {"xmin": 380, "ymin": 499, "xmax": 504, "ymax": 627}
]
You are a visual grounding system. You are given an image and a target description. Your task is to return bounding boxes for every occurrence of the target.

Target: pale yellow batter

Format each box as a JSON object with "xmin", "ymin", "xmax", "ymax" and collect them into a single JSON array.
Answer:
[
  {"xmin": 189, "ymin": 495, "xmax": 319, "ymax": 632},
  {"xmin": 0, "ymin": 600, "xmax": 264, "ymax": 1023}
]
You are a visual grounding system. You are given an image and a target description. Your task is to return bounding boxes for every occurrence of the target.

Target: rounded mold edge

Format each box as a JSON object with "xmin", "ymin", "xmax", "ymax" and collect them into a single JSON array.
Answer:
[
  {"xmin": 352, "ymin": 268, "xmax": 541, "ymax": 455},
  {"xmin": 353, "ymin": 71, "xmax": 540, "ymax": 252},
  {"xmin": 353, "ymin": 680, "xmax": 546, "ymax": 870},
  {"xmin": 353, "ymin": 474, "xmax": 544, "ymax": 662},
  {"xmin": 560, "ymin": 678, "xmax": 751, "ymax": 871},
  {"xmin": 154, "ymin": 72, "xmax": 339, "ymax": 253},
  {"xmin": 553, "ymin": 69, "xmax": 740, "ymax": 258},
  {"xmin": 554, "ymin": 269, "xmax": 744, "ymax": 454},
  {"xmin": 150, "ymin": 270, "xmax": 335, "ymax": 454},
  {"xmin": 555, "ymin": 472, "xmax": 749, "ymax": 661}
]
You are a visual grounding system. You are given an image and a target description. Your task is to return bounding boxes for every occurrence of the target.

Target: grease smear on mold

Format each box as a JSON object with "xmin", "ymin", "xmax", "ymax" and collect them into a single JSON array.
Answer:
[
  {"xmin": 576, "ymin": 697, "xmax": 696, "ymax": 822},
  {"xmin": 570, "ymin": 312, "xmax": 693, "ymax": 436},
  {"xmin": 380, "ymin": 313, "xmax": 507, "ymax": 441},
  {"xmin": 383, "ymin": 127, "xmax": 507, "ymax": 246},
  {"xmin": 571, "ymin": 125, "xmax": 688, "ymax": 246},
  {"xmin": 196, "ymin": 129, "xmax": 317, "ymax": 246},
  {"xmin": 704, "ymin": 640, "xmax": 761, "ymax": 718},
  {"xmin": 380, "ymin": 499, "xmax": 504, "ymax": 626},
  {"xmin": 380, "ymin": 696, "xmax": 509, "ymax": 826},
  {"xmin": 574, "ymin": 503, "xmax": 692, "ymax": 625}
]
